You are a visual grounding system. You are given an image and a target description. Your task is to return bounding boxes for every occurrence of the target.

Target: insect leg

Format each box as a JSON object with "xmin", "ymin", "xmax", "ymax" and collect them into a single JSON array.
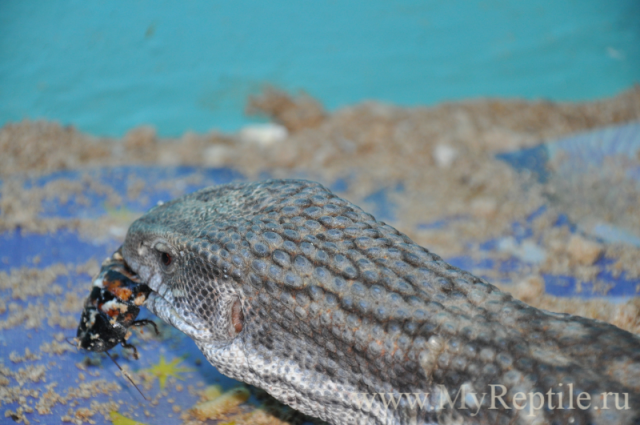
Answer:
[
  {"xmin": 132, "ymin": 319, "xmax": 160, "ymax": 335},
  {"xmin": 65, "ymin": 337, "xmax": 80, "ymax": 348},
  {"xmin": 120, "ymin": 340, "xmax": 139, "ymax": 360}
]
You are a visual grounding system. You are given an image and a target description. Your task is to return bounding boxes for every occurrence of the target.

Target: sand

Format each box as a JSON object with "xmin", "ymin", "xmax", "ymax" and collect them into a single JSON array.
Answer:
[{"xmin": 1, "ymin": 86, "xmax": 640, "ymax": 424}]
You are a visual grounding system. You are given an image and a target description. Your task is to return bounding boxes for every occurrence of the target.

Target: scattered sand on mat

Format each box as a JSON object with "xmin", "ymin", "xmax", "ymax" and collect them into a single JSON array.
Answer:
[
  {"xmin": 1, "ymin": 87, "xmax": 639, "ymax": 320},
  {"xmin": 1, "ymin": 86, "xmax": 640, "ymax": 424},
  {"xmin": 0, "ymin": 259, "xmax": 98, "ymax": 331},
  {"xmin": 2, "ymin": 87, "xmax": 638, "ymax": 279}
]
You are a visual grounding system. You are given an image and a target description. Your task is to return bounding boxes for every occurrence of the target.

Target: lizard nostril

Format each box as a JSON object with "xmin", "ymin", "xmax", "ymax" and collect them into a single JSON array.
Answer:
[{"xmin": 231, "ymin": 299, "xmax": 244, "ymax": 334}]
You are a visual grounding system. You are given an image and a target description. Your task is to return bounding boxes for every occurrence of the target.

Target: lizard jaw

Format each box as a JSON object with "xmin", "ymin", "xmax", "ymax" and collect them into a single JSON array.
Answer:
[
  {"xmin": 122, "ymin": 243, "xmax": 227, "ymax": 344},
  {"xmin": 120, "ymin": 243, "xmax": 200, "ymax": 337},
  {"xmin": 145, "ymin": 291, "xmax": 215, "ymax": 342}
]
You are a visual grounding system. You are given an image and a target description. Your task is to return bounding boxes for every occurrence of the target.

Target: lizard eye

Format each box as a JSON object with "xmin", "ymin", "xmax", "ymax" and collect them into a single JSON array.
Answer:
[{"xmin": 153, "ymin": 242, "xmax": 174, "ymax": 270}]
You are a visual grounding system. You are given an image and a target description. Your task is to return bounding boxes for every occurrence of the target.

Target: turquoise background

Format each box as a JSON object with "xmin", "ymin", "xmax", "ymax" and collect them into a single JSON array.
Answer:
[{"xmin": 1, "ymin": 0, "xmax": 638, "ymax": 137}]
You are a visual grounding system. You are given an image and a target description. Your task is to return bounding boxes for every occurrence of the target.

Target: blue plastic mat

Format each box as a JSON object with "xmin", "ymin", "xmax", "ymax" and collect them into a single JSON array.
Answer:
[
  {"xmin": 1, "ymin": 123, "xmax": 640, "ymax": 424},
  {"xmin": 498, "ymin": 121, "xmax": 640, "ymax": 246}
]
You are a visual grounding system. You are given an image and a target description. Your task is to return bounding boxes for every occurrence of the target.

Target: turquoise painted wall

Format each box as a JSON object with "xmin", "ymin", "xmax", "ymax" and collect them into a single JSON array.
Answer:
[{"xmin": 1, "ymin": 0, "xmax": 638, "ymax": 137}]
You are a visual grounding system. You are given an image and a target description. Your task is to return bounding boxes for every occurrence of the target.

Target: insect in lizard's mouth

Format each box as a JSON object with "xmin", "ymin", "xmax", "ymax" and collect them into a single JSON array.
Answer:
[{"xmin": 76, "ymin": 248, "xmax": 157, "ymax": 357}]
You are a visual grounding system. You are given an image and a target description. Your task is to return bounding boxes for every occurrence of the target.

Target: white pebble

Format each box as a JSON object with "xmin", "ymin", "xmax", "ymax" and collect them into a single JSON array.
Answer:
[
  {"xmin": 203, "ymin": 145, "xmax": 232, "ymax": 167},
  {"xmin": 432, "ymin": 144, "xmax": 458, "ymax": 168},
  {"xmin": 238, "ymin": 123, "xmax": 288, "ymax": 147}
]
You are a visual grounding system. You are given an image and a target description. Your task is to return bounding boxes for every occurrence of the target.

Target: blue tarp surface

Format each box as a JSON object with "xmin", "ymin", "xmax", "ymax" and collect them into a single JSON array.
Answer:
[{"xmin": 1, "ymin": 123, "xmax": 639, "ymax": 424}]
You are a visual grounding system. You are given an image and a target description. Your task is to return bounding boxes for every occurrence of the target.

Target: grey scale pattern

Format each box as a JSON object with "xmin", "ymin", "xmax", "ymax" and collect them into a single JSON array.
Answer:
[{"xmin": 121, "ymin": 179, "xmax": 640, "ymax": 425}]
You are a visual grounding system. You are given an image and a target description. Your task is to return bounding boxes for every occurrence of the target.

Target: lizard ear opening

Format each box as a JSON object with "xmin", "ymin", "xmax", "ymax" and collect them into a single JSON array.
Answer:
[{"xmin": 231, "ymin": 299, "xmax": 244, "ymax": 335}]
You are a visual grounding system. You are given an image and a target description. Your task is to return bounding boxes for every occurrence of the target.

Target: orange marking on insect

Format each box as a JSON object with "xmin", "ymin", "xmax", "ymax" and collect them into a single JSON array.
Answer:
[
  {"xmin": 133, "ymin": 293, "xmax": 146, "ymax": 306},
  {"xmin": 104, "ymin": 278, "xmax": 123, "ymax": 289},
  {"xmin": 112, "ymin": 286, "xmax": 133, "ymax": 301}
]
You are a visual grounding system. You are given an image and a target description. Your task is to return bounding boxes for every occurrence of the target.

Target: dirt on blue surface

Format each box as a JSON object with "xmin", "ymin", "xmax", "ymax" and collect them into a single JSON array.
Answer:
[{"xmin": 1, "ymin": 90, "xmax": 640, "ymax": 424}]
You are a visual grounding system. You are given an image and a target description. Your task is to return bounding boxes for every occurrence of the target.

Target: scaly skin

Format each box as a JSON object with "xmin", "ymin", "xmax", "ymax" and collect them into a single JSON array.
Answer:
[{"xmin": 121, "ymin": 179, "xmax": 640, "ymax": 425}]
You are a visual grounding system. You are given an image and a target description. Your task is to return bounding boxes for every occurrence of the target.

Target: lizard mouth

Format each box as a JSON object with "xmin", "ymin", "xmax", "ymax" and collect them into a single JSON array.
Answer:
[
  {"xmin": 121, "ymin": 246, "xmax": 213, "ymax": 340},
  {"xmin": 134, "ymin": 276, "xmax": 210, "ymax": 339}
]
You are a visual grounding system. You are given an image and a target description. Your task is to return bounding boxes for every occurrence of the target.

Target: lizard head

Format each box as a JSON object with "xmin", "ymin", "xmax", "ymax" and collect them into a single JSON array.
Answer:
[
  {"xmin": 120, "ymin": 180, "xmax": 317, "ymax": 346},
  {"xmin": 120, "ymin": 186, "xmax": 251, "ymax": 345}
]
